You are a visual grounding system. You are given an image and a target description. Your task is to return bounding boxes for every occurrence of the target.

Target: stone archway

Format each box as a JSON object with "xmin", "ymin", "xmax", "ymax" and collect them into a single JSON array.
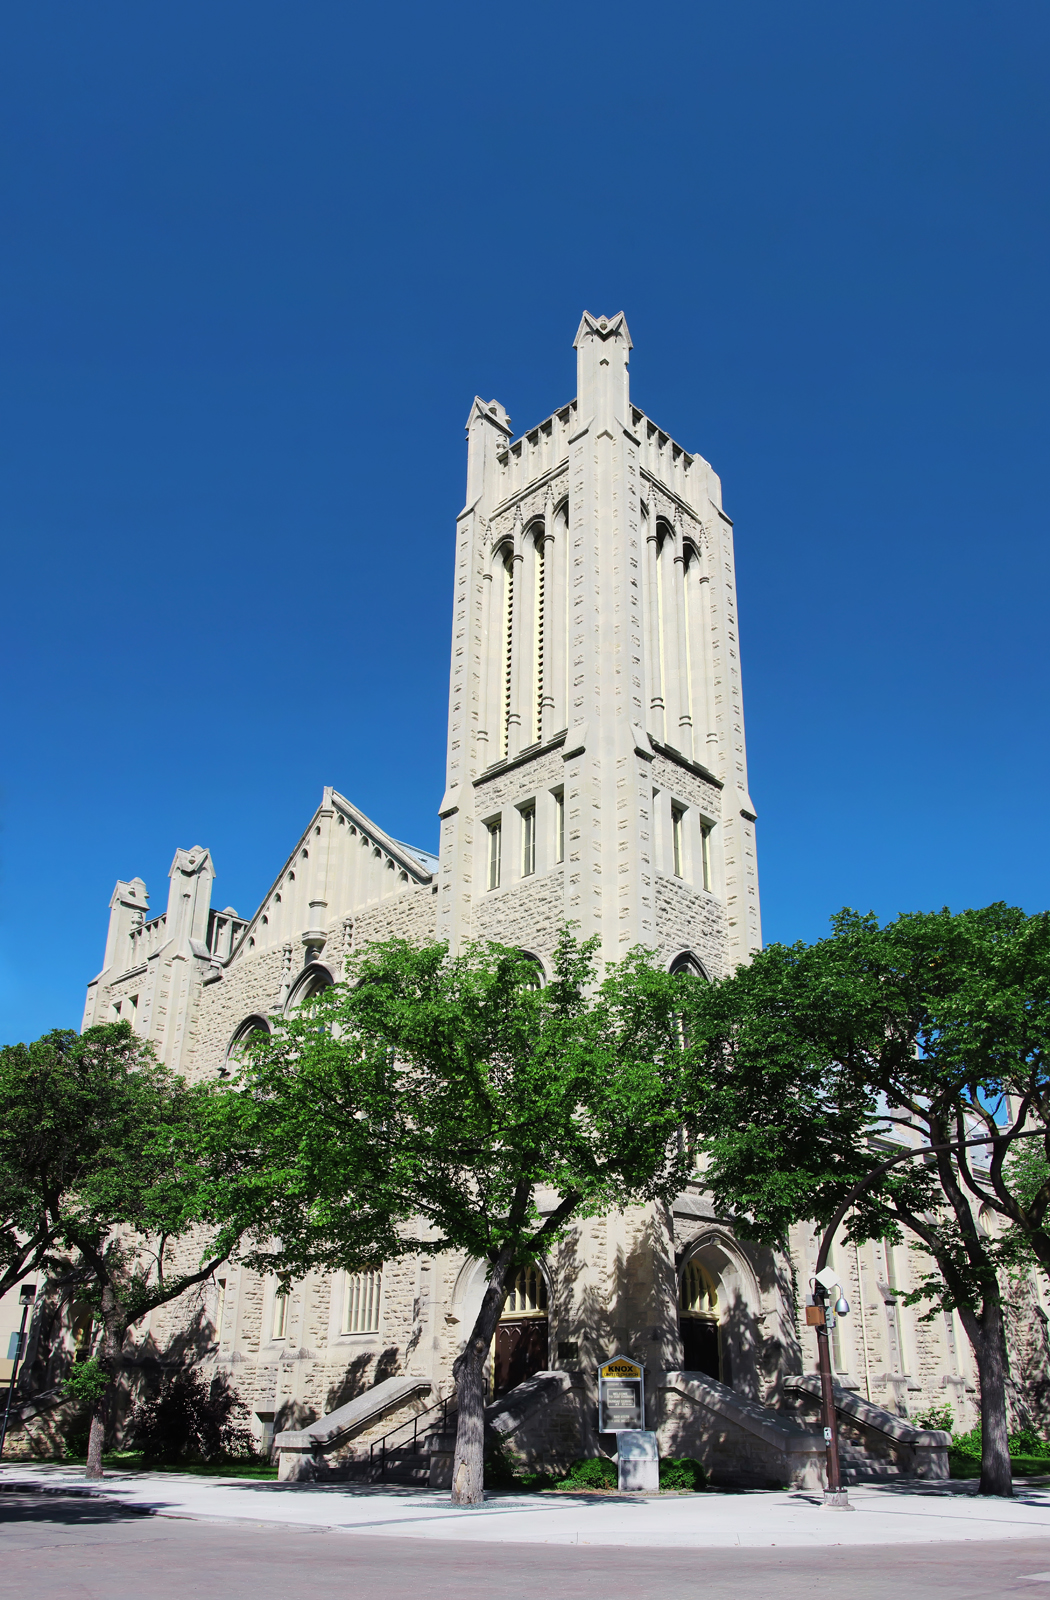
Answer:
[
  {"xmin": 678, "ymin": 1231, "xmax": 763, "ymax": 1394},
  {"xmin": 493, "ymin": 1262, "xmax": 549, "ymax": 1397},
  {"xmin": 448, "ymin": 1257, "xmax": 551, "ymax": 1398}
]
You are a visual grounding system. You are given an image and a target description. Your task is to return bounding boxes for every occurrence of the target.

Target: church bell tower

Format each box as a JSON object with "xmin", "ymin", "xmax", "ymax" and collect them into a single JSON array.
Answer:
[{"xmin": 436, "ymin": 312, "xmax": 760, "ymax": 979}]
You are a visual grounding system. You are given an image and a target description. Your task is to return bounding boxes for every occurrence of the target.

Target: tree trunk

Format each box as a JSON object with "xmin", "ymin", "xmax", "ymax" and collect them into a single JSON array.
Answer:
[
  {"xmin": 450, "ymin": 1250, "xmax": 514, "ymax": 1506},
  {"xmin": 85, "ymin": 1293, "xmax": 127, "ymax": 1481},
  {"xmin": 975, "ymin": 1297, "xmax": 1013, "ymax": 1498},
  {"xmin": 85, "ymin": 1406, "xmax": 105, "ymax": 1479}
]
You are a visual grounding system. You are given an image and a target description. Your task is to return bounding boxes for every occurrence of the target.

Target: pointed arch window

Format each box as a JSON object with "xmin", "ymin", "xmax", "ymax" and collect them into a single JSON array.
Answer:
[
  {"xmin": 225, "ymin": 1015, "xmax": 271, "ymax": 1075},
  {"xmin": 500, "ymin": 545, "xmax": 514, "ymax": 757},
  {"xmin": 502, "ymin": 1262, "xmax": 548, "ymax": 1316},
  {"xmin": 285, "ymin": 963, "xmax": 334, "ymax": 1011}
]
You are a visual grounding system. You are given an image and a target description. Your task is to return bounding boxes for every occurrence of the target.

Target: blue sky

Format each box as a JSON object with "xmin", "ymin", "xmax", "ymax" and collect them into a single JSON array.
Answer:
[{"xmin": 2, "ymin": 2, "xmax": 1048, "ymax": 1044}]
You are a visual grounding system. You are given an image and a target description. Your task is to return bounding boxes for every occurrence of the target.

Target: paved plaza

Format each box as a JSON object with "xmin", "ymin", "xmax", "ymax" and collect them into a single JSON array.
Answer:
[{"xmin": 6, "ymin": 1463, "xmax": 1050, "ymax": 1551}]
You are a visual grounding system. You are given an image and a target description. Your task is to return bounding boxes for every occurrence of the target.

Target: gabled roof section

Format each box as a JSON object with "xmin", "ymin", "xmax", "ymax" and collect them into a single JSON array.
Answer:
[
  {"xmin": 465, "ymin": 396, "xmax": 513, "ymax": 434},
  {"xmin": 227, "ymin": 786, "xmax": 437, "ymax": 965},
  {"xmin": 329, "ymin": 792, "xmax": 436, "ymax": 880}
]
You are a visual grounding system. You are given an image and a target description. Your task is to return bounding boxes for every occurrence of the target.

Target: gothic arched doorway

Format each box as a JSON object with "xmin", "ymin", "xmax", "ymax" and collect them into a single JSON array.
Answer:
[
  {"xmin": 679, "ymin": 1257, "xmax": 722, "ymax": 1380},
  {"xmin": 492, "ymin": 1263, "xmax": 549, "ymax": 1397}
]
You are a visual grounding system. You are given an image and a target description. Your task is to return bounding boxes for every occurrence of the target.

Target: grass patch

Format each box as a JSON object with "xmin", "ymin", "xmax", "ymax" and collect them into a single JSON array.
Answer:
[{"xmin": 949, "ymin": 1452, "xmax": 1050, "ymax": 1480}]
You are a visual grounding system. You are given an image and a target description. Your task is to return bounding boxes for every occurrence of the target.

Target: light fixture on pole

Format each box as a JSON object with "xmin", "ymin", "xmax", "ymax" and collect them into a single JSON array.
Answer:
[{"xmin": 811, "ymin": 1265, "xmax": 852, "ymax": 1509}]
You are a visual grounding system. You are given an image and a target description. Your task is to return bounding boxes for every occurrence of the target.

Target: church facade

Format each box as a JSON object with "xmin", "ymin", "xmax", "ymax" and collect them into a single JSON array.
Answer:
[{"xmin": 78, "ymin": 313, "xmax": 1005, "ymax": 1485}]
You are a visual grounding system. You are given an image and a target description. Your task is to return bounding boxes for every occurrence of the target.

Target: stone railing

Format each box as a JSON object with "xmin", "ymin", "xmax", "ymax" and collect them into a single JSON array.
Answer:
[
  {"xmin": 659, "ymin": 1371, "xmax": 827, "ymax": 1489},
  {"xmin": 274, "ymin": 1375, "xmax": 432, "ymax": 1481},
  {"xmin": 781, "ymin": 1374, "xmax": 950, "ymax": 1482}
]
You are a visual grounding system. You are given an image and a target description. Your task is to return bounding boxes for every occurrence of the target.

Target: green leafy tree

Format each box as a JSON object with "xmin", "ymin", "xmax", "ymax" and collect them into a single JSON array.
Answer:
[
  {"xmin": 0, "ymin": 1028, "xmax": 136, "ymax": 1300},
  {"xmin": 0, "ymin": 1022, "xmax": 236, "ymax": 1478},
  {"xmin": 213, "ymin": 931, "xmax": 692, "ymax": 1505},
  {"xmin": 684, "ymin": 904, "xmax": 1050, "ymax": 1499}
]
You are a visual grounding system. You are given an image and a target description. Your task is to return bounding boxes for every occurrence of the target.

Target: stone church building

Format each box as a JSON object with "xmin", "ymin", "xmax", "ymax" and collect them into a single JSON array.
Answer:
[{"xmin": 73, "ymin": 312, "xmax": 1035, "ymax": 1486}]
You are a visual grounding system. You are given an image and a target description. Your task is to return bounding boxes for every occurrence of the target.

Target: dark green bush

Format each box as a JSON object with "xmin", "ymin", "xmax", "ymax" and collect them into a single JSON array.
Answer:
[
  {"xmin": 947, "ymin": 1421, "xmax": 1050, "ymax": 1478},
  {"xmin": 61, "ymin": 1424, "xmax": 92, "ymax": 1459},
  {"xmin": 559, "ymin": 1455, "xmax": 618, "ymax": 1490},
  {"xmin": 483, "ymin": 1439, "xmax": 554, "ymax": 1491},
  {"xmin": 659, "ymin": 1456, "xmax": 707, "ymax": 1491},
  {"xmin": 1010, "ymin": 1425, "xmax": 1050, "ymax": 1459},
  {"xmin": 128, "ymin": 1370, "xmax": 257, "ymax": 1465}
]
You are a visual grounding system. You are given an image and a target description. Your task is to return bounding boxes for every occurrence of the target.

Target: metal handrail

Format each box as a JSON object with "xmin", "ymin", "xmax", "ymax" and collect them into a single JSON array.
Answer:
[{"xmin": 369, "ymin": 1392, "xmax": 457, "ymax": 1481}]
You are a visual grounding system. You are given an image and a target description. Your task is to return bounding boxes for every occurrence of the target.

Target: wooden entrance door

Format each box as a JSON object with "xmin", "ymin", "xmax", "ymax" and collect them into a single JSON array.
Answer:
[{"xmin": 493, "ymin": 1318, "xmax": 549, "ymax": 1397}]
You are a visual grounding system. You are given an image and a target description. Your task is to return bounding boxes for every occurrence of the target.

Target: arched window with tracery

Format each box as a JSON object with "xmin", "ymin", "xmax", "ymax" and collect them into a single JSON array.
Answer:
[
  {"xmin": 224, "ymin": 1014, "xmax": 271, "ymax": 1075},
  {"xmin": 669, "ymin": 952, "xmax": 709, "ymax": 981},
  {"xmin": 493, "ymin": 1262, "xmax": 549, "ymax": 1397},
  {"xmin": 526, "ymin": 518, "xmax": 546, "ymax": 746},
  {"xmin": 341, "ymin": 1269, "xmax": 382, "ymax": 1335},
  {"xmin": 500, "ymin": 544, "xmax": 514, "ymax": 757},
  {"xmin": 517, "ymin": 951, "xmax": 545, "ymax": 990},
  {"xmin": 285, "ymin": 963, "xmax": 334, "ymax": 1012}
]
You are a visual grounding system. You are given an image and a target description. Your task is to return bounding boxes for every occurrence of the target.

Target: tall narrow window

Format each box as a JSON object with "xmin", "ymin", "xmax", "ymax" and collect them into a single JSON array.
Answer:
[
  {"xmin": 671, "ymin": 805, "xmax": 685, "ymax": 878},
  {"xmin": 342, "ymin": 1270, "xmax": 382, "ymax": 1335},
  {"xmin": 699, "ymin": 822, "xmax": 712, "ymax": 891},
  {"xmin": 501, "ymin": 551, "xmax": 514, "ymax": 758},
  {"xmin": 272, "ymin": 1292, "xmax": 288, "ymax": 1341},
  {"xmin": 214, "ymin": 1278, "xmax": 227, "ymax": 1343},
  {"xmin": 487, "ymin": 820, "xmax": 502, "ymax": 890},
  {"xmin": 554, "ymin": 789, "xmax": 565, "ymax": 863},
  {"xmin": 520, "ymin": 804, "xmax": 536, "ymax": 877}
]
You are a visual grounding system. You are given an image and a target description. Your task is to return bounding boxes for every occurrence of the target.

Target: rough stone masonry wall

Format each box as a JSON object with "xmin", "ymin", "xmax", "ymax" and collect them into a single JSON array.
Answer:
[
  {"xmin": 654, "ymin": 874, "xmax": 727, "ymax": 978},
  {"xmin": 353, "ymin": 883, "xmax": 438, "ymax": 948},
  {"xmin": 190, "ymin": 945, "xmax": 286, "ymax": 1080},
  {"xmin": 657, "ymin": 1387, "xmax": 814, "ymax": 1489},
  {"xmin": 211, "ymin": 1250, "xmax": 441, "ymax": 1441},
  {"xmin": 190, "ymin": 882, "xmax": 437, "ymax": 1081},
  {"xmin": 470, "ymin": 866, "xmax": 566, "ymax": 956}
]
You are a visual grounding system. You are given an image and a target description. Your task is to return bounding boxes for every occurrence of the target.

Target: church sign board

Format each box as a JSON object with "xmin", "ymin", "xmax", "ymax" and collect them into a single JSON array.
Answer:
[{"xmin": 597, "ymin": 1356, "xmax": 645, "ymax": 1432}]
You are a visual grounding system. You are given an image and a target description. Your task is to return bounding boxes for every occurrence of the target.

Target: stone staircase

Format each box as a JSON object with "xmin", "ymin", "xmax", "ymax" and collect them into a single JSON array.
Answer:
[
  {"xmin": 274, "ymin": 1375, "xmax": 437, "ymax": 1481},
  {"xmin": 781, "ymin": 1374, "xmax": 950, "ymax": 1482}
]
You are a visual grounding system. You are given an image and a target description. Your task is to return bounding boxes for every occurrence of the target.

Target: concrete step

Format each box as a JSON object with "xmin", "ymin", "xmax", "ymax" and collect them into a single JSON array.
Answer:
[{"xmin": 372, "ymin": 1445, "xmax": 432, "ymax": 1484}]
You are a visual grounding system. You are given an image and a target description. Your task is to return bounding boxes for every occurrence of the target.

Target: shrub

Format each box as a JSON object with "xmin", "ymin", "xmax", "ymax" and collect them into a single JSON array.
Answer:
[
  {"xmin": 947, "ymin": 1421, "xmax": 1050, "ymax": 1476},
  {"xmin": 659, "ymin": 1456, "xmax": 707, "ymax": 1491},
  {"xmin": 912, "ymin": 1402, "xmax": 954, "ymax": 1434},
  {"xmin": 559, "ymin": 1455, "xmax": 618, "ymax": 1490},
  {"xmin": 61, "ymin": 1424, "xmax": 92, "ymax": 1460},
  {"xmin": 1009, "ymin": 1425, "xmax": 1050, "ymax": 1459},
  {"xmin": 483, "ymin": 1439, "xmax": 555, "ymax": 1491},
  {"xmin": 128, "ymin": 1370, "xmax": 257, "ymax": 1465}
]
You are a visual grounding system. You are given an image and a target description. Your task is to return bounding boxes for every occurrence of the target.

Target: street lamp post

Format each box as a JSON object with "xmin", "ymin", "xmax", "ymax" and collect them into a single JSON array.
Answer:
[
  {"xmin": 0, "ymin": 1284, "xmax": 38, "ymax": 1461},
  {"xmin": 810, "ymin": 1269, "xmax": 850, "ymax": 1507}
]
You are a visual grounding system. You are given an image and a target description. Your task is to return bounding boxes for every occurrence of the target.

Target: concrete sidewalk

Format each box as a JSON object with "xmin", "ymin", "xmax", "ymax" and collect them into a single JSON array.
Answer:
[{"xmin": 5, "ymin": 1463, "xmax": 1050, "ymax": 1549}]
